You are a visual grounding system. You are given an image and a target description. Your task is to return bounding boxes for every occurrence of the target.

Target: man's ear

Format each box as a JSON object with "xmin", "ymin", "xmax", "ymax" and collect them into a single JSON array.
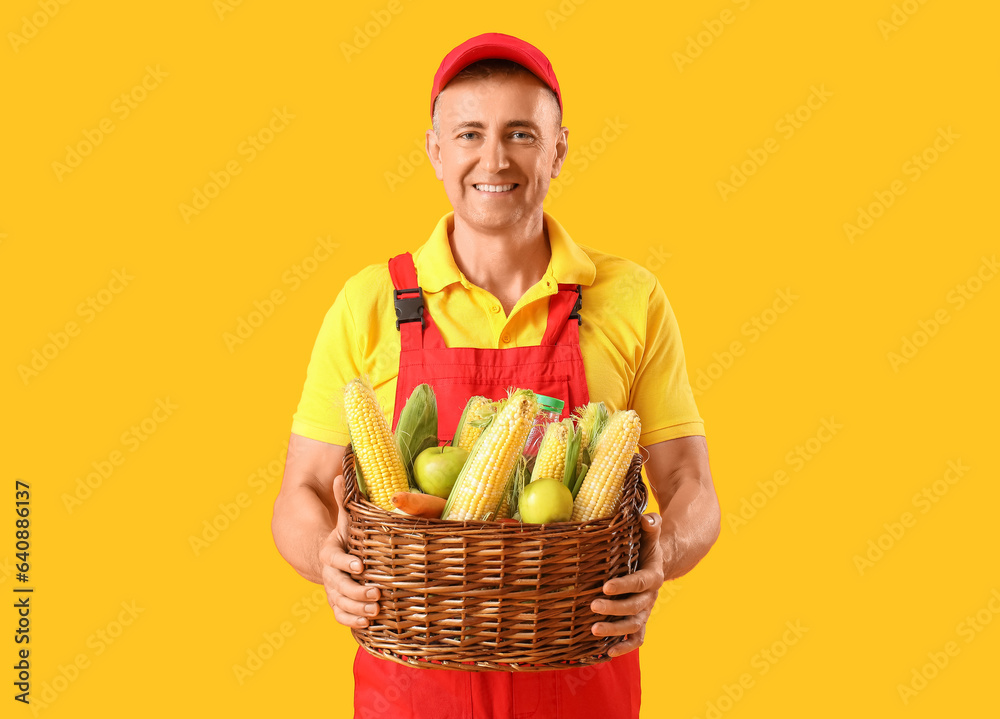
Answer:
[
  {"xmin": 426, "ymin": 129, "xmax": 444, "ymax": 181},
  {"xmin": 551, "ymin": 126, "xmax": 569, "ymax": 179}
]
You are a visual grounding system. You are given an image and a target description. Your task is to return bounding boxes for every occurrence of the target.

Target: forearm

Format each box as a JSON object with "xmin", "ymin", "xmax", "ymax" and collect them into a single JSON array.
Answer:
[
  {"xmin": 271, "ymin": 484, "xmax": 336, "ymax": 584},
  {"xmin": 657, "ymin": 475, "xmax": 721, "ymax": 580}
]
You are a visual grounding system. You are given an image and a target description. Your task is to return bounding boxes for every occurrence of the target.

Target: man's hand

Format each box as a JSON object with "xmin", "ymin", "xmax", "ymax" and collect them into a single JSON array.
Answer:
[
  {"xmin": 590, "ymin": 512, "xmax": 665, "ymax": 657},
  {"xmin": 319, "ymin": 474, "xmax": 381, "ymax": 629},
  {"xmin": 588, "ymin": 435, "xmax": 722, "ymax": 657}
]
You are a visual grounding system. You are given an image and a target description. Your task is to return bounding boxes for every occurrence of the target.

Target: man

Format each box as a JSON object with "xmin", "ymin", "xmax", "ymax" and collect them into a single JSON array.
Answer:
[{"xmin": 272, "ymin": 32, "xmax": 721, "ymax": 718}]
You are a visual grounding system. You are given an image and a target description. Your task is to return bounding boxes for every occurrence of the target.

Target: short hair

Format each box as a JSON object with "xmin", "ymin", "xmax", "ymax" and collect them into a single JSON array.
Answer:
[{"xmin": 432, "ymin": 58, "xmax": 563, "ymax": 136}]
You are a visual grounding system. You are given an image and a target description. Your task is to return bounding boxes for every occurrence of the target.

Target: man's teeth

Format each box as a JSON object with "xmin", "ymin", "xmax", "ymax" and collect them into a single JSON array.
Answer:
[{"xmin": 475, "ymin": 184, "xmax": 516, "ymax": 192}]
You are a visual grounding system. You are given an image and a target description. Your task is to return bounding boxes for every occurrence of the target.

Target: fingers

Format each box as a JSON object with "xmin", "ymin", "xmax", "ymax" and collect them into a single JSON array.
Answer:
[
  {"xmin": 603, "ymin": 565, "xmax": 662, "ymax": 596},
  {"xmin": 608, "ymin": 633, "xmax": 642, "ymax": 657},
  {"xmin": 322, "ymin": 564, "xmax": 381, "ymax": 629},
  {"xmin": 332, "ymin": 603, "xmax": 372, "ymax": 629},
  {"xmin": 591, "ymin": 587, "xmax": 658, "ymax": 617},
  {"xmin": 318, "ymin": 529, "xmax": 365, "ymax": 575},
  {"xmin": 592, "ymin": 608, "xmax": 649, "ymax": 638}
]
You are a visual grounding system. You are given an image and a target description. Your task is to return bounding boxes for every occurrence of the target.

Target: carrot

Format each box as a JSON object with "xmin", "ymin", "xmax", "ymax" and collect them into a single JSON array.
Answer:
[{"xmin": 391, "ymin": 491, "xmax": 446, "ymax": 518}]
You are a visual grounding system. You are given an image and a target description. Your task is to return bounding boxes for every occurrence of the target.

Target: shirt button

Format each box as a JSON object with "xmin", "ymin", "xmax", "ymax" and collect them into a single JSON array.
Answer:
[
  {"xmin": 501, "ymin": 333, "xmax": 511, "ymax": 344},
  {"xmin": 491, "ymin": 305, "xmax": 500, "ymax": 314}
]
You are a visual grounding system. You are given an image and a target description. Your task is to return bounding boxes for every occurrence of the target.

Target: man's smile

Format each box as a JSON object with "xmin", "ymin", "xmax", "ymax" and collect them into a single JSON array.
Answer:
[{"xmin": 472, "ymin": 183, "xmax": 519, "ymax": 194}]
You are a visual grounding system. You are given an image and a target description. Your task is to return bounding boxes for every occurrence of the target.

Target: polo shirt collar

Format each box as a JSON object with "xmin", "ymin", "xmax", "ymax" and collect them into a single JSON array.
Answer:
[{"xmin": 414, "ymin": 211, "xmax": 597, "ymax": 293}]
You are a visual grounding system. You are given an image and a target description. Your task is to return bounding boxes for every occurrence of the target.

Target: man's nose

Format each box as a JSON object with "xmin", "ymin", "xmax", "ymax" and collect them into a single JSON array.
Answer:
[{"xmin": 479, "ymin": 136, "xmax": 509, "ymax": 173}]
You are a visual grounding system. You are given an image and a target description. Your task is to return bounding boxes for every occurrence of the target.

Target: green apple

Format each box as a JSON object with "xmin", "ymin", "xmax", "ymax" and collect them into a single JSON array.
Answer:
[
  {"xmin": 519, "ymin": 478, "xmax": 574, "ymax": 524},
  {"xmin": 413, "ymin": 446, "xmax": 469, "ymax": 498}
]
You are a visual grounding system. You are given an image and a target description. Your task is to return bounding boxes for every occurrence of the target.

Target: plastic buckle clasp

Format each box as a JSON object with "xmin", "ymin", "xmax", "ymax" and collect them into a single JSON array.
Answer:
[
  {"xmin": 394, "ymin": 286, "xmax": 425, "ymax": 330},
  {"xmin": 568, "ymin": 284, "xmax": 583, "ymax": 325}
]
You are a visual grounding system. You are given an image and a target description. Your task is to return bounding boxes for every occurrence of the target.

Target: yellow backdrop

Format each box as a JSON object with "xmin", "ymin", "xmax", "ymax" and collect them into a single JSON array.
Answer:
[{"xmin": 3, "ymin": 0, "xmax": 998, "ymax": 717}]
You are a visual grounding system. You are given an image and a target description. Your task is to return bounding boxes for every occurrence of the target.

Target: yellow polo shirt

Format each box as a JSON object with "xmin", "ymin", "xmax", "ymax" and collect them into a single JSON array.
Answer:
[{"xmin": 291, "ymin": 211, "xmax": 704, "ymax": 447}]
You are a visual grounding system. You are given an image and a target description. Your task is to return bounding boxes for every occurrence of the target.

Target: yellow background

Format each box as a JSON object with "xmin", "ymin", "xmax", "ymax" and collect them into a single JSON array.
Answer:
[{"xmin": 2, "ymin": 0, "xmax": 998, "ymax": 717}]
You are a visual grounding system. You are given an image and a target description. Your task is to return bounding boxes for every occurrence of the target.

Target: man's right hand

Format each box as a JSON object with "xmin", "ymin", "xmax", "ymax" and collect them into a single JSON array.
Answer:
[
  {"xmin": 271, "ymin": 433, "xmax": 381, "ymax": 629},
  {"xmin": 319, "ymin": 474, "xmax": 381, "ymax": 628}
]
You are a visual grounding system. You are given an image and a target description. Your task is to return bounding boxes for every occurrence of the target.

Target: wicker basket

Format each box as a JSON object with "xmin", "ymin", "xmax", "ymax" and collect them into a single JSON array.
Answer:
[{"xmin": 342, "ymin": 443, "xmax": 648, "ymax": 672}]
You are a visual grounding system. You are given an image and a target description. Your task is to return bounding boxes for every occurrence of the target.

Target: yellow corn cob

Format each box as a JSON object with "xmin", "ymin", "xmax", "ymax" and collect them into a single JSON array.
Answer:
[
  {"xmin": 571, "ymin": 410, "xmax": 641, "ymax": 521},
  {"xmin": 456, "ymin": 396, "xmax": 493, "ymax": 451},
  {"xmin": 344, "ymin": 378, "xmax": 410, "ymax": 512},
  {"xmin": 531, "ymin": 420, "xmax": 570, "ymax": 481},
  {"xmin": 496, "ymin": 494, "xmax": 511, "ymax": 519},
  {"xmin": 442, "ymin": 390, "xmax": 539, "ymax": 521}
]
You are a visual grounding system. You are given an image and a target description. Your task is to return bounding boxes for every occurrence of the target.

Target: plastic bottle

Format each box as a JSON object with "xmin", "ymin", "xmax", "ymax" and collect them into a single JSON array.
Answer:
[{"xmin": 522, "ymin": 394, "xmax": 565, "ymax": 459}]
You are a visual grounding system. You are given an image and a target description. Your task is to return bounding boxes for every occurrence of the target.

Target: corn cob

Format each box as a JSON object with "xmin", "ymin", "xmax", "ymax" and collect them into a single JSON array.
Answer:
[
  {"xmin": 529, "ymin": 419, "xmax": 571, "ymax": 483},
  {"xmin": 344, "ymin": 377, "xmax": 410, "ymax": 512},
  {"xmin": 571, "ymin": 409, "xmax": 641, "ymax": 521},
  {"xmin": 441, "ymin": 389, "xmax": 539, "ymax": 521},
  {"xmin": 452, "ymin": 395, "xmax": 494, "ymax": 451}
]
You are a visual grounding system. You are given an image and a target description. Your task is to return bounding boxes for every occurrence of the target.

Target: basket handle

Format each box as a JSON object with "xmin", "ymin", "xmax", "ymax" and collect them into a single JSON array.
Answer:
[{"xmin": 342, "ymin": 444, "xmax": 360, "ymax": 506}]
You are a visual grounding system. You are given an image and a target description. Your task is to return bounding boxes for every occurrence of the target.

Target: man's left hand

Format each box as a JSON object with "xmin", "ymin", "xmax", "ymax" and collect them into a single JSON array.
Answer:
[{"xmin": 590, "ymin": 512, "xmax": 667, "ymax": 657}]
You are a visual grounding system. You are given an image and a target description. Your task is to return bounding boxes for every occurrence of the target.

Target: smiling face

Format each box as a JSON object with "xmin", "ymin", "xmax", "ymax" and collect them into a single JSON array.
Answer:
[{"xmin": 427, "ymin": 72, "xmax": 568, "ymax": 233}]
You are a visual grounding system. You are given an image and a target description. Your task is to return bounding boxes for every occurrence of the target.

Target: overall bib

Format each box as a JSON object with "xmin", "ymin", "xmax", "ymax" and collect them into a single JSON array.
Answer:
[{"xmin": 351, "ymin": 253, "xmax": 641, "ymax": 719}]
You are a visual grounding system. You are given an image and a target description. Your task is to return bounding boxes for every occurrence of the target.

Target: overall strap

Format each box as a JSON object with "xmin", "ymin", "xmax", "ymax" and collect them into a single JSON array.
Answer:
[
  {"xmin": 388, "ymin": 253, "xmax": 446, "ymax": 351},
  {"xmin": 541, "ymin": 283, "xmax": 583, "ymax": 346}
]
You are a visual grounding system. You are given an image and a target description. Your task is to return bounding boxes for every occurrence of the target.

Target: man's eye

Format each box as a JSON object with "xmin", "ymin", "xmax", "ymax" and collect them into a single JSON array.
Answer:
[
  {"xmin": 459, "ymin": 132, "xmax": 477, "ymax": 140},
  {"xmin": 512, "ymin": 132, "xmax": 533, "ymax": 140}
]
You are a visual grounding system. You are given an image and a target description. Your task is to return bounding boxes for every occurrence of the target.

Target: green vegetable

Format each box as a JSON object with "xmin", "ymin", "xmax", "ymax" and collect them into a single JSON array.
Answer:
[{"xmin": 395, "ymin": 384, "xmax": 438, "ymax": 490}]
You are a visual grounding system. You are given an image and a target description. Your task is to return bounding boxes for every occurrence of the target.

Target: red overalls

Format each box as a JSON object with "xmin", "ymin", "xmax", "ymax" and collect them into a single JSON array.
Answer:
[{"xmin": 351, "ymin": 253, "xmax": 641, "ymax": 719}]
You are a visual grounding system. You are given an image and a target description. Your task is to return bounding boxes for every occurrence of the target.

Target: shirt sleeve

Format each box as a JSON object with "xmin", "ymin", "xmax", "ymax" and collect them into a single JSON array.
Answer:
[
  {"xmin": 629, "ymin": 277, "xmax": 705, "ymax": 445},
  {"xmin": 289, "ymin": 285, "xmax": 361, "ymax": 446}
]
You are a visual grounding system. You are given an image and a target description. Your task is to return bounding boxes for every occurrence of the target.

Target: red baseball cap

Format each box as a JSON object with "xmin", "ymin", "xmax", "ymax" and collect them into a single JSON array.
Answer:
[{"xmin": 430, "ymin": 32, "xmax": 562, "ymax": 118}]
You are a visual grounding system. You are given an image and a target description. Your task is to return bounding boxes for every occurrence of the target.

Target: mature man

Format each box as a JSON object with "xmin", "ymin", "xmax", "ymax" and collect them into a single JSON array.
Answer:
[{"xmin": 272, "ymin": 32, "xmax": 720, "ymax": 719}]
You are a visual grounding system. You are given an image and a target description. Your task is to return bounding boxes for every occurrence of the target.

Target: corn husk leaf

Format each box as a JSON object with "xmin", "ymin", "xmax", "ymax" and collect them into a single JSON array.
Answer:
[
  {"xmin": 570, "ymin": 462, "xmax": 589, "ymax": 499},
  {"xmin": 562, "ymin": 421, "xmax": 582, "ymax": 490},
  {"xmin": 575, "ymin": 401, "xmax": 610, "ymax": 453},
  {"xmin": 395, "ymin": 383, "xmax": 438, "ymax": 490}
]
